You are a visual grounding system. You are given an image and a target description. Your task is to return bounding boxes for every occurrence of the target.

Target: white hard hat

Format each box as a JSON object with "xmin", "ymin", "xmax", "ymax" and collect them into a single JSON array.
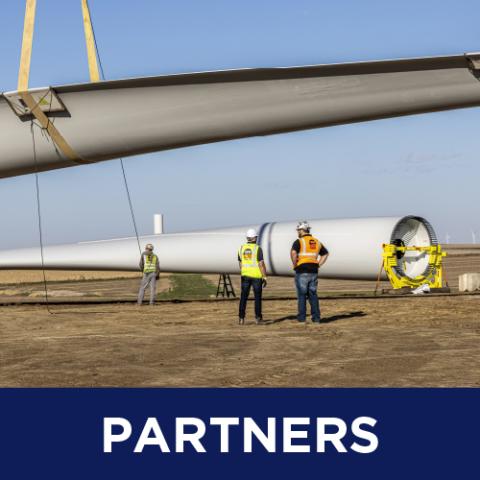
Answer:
[
  {"xmin": 246, "ymin": 228, "xmax": 258, "ymax": 239},
  {"xmin": 296, "ymin": 221, "xmax": 310, "ymax": 231}
]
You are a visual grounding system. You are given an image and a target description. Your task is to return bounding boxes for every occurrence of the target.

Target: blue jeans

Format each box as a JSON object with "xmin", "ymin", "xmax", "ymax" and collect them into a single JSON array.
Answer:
[
  {"xmin": 239, "ymin": 276, "xmax": 263, "ymax": 319},
  {"xmin": 295, "ymin": 273, "xmax": 320, "ymax": 322}
]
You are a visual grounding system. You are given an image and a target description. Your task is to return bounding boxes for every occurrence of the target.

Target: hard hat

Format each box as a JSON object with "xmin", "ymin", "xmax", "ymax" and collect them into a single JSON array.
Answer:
[
  {"xmin": 246, "ymin": 228, "xmax": 258, "ymax": 239},
  {"xmin": 145, "ymin": 243, "xmax": 154, "ymax": 251},
  {"xmin": 296, "ymin": 220, "xmax": 310, "ymax": 231}
]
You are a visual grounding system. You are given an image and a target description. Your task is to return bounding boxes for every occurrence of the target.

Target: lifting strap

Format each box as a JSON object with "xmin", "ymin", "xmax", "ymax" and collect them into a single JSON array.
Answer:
[
  {"xmin": 17, "ymin": 0, "xmax": 86, "ymax": 164},
  {"xmin": 81, "ymin": 0, "xmax": 101, "ymax": 82},
  {"xmin": 17, "ymin": 0, "xmax": 36, "ymax": 92},
  {"xmin": 19, "ymin": 91, "xmax": 82, "ymax": 162}
]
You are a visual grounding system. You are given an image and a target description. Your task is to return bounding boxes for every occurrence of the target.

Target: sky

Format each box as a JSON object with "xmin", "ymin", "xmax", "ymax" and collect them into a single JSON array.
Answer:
[{"xmin": 0, "ymin": 0, "xmax": 479, "ymax": 249}]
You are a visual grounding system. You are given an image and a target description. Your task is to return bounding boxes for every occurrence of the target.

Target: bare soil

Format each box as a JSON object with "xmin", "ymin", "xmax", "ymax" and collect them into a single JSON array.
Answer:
[
  {"xmin": 0, "ymin": 245, "xmax": 479, "ymax": 387},
  {"xmin": 1, "ymin": 295, "xmax": 479, "ymax": 387},
  {"xmin": 0, "ymin": 269, "xmax": 140, "ymax": 285}
]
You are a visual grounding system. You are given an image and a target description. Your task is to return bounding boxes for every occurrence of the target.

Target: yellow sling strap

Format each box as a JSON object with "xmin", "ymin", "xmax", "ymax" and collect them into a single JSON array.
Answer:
[
  {"xmin": 17, "ymin": 0, "xmax": 36, "ymax": 93},
  {"xmin": 16, "ymin": 0, "xmax": 101, "ymax": 164},
  {"xmin": 81, "ymin": 0, "xmax": 101, "ymax": 82}
]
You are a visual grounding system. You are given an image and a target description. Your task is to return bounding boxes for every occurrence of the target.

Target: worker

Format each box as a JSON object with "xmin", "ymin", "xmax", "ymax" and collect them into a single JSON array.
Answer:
[
  {"xmin": 238, "ymin": 228, "xmax": 268, "ymax": 325},
  {"xmin": 290, "ymin": 221, "xmax": 329, "ymax": 322},
  {"xmin": 137, "ymin": 243, "xmax": 160, "ymax": 306}
]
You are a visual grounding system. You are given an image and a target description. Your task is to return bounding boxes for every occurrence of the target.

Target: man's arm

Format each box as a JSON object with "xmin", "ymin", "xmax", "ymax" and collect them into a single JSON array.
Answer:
[
  {"xmin": 139, "ymin": 255, "xmax": 144, "ymax": 271},
  {"xmin": 318, "ymin": 253, "xmax": 329, "ymax": 268},
  {"xmin": 155, "ymin": 255, "xmax": 160, "ymax": 276},
  {"xmin": 259, "ymin": 260, "xmax": 267, "ymax": 279},
  {"xmin": 290, "ymin": 239, "xmax": 300, "ymax": 268},
  {"xmin": 257, "ymin": 247, "xmax": 267, "ymax": 279},
  {"xmin": 291, "ymin": 249, "xmax": 298, "ymax": 268},
  {"xmin": 317, "ymin": 244, "xmax": 329, "ymax": 268}
]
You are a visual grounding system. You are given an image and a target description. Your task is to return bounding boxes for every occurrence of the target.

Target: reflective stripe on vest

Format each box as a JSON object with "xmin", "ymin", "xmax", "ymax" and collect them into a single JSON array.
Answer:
[
  {"xmin": 239, "ymin": 243, "xmax": 262, "ymax": 278},
  {"xmin": 143, "ymin": 254, "xmax": 158, "ymax": 274},
  {"xmin": 297, "ymin": 236, "xmax": 321, "ymax": 267}
]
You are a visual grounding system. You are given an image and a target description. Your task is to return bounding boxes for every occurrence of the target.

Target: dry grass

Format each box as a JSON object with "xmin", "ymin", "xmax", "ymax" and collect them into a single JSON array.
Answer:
[{"xmin": 0, "ymin": 270, "xmax": 140, "ymax": 285}]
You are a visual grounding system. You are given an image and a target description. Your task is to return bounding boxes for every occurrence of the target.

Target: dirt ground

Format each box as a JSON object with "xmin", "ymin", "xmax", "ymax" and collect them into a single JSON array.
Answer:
[
  {"xmin": 0, "ymin": 245, "xmax": 479, "ymax": 387},
  {"xmin": 1, "ymin": 295, "xmax": 479, "ymax": 387},
  {"xmin": 0, "ymin": 269, "xmax": 140, "ymax": 285}
]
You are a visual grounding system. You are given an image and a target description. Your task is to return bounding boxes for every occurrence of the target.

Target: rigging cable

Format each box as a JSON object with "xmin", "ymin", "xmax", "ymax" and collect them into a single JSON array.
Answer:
[
  {"xmin": 30, "ymin": 120, "xmax": 54, "ymax": 314},
  {"xmin": 27, "ymin": 1, "xmax": 142, "ymax": 313},
  {"xmin": 30, "ymin": 120, "xmax": 132, "ymax": 315},
  {"xmin": 87, "ymin": 0, "xmax": 142, "ymax": 256}
]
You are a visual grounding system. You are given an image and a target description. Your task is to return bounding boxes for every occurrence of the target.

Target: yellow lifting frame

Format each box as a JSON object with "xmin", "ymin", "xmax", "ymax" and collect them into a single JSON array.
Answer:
[{"xmin": 382, "ymin": 244, "xmax": 447, "ymax": 290}]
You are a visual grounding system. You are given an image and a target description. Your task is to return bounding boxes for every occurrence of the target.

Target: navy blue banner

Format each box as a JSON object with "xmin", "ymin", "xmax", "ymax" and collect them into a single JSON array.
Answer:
[{"xmin": 0, "ymin": 388, "xmax": 478, "ymax": 479}]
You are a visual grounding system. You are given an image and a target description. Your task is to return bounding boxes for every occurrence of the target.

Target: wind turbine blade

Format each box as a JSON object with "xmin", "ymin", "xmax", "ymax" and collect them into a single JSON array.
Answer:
[{"xmin": 1, "ymin": 52, "xmax": 480, "ymax": 178}]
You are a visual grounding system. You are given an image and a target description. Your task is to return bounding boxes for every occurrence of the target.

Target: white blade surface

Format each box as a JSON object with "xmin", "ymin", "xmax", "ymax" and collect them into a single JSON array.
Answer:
[{"xmin": 0, "ymin": 53, "xmax": 479, "ymax": 178}]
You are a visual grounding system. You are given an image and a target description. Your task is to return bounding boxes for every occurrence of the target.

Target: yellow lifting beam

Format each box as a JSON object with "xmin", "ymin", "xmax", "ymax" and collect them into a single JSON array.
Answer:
[{"xmin": 381, "ymin": 244, "xmax": 447, "ymax": 290}]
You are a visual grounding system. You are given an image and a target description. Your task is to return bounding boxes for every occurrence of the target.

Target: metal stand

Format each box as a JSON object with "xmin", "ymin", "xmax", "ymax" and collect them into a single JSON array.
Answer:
[{"xmin": 216, "ymin": 273, "xmax": 236, "ymax": 298}]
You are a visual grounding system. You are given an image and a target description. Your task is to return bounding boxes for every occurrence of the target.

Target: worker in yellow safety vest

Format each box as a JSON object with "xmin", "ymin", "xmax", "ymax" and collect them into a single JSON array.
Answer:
[
  {"xmin": 290, "ymin": 221, "xmax": 329, "ymax": 322},
  {"xmin": 237, "ymin": 228, "xmax": 267, "ymax": 325},
  {"xmin": 137, "ymin": 243, "xmax": 160, "ymax": 305}
]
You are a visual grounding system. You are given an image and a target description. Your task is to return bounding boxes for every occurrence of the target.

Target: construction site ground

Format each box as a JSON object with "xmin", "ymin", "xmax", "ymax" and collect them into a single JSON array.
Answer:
[{"xmin": 0, "ymin": 245, "xmax": 479, "ymax": 387}]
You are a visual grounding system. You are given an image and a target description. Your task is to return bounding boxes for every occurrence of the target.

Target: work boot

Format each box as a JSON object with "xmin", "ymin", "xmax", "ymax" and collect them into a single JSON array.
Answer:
[
  {"xmin": 255, "ymin": 316, "xmax": 263, "ymax": 325},
  {"xmin": 238, "ymin": 317, "xmax": 245, "ymax": 325}
]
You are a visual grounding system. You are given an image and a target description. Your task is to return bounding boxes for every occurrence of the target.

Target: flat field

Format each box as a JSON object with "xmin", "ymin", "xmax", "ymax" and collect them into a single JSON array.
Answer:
[
  {"xmin": 1, "ymin": 295, "xmax": 480, "ymax": 387},
  {"xmin": 0, "ymin": 245, "xmax": 479, "ymax": 387}
]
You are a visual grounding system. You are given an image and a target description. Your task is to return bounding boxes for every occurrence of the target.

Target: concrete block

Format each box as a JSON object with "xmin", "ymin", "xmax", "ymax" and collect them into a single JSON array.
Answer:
[{"xmin": 459, "ymin": 273, "xmax": 480, "ymax": 292}]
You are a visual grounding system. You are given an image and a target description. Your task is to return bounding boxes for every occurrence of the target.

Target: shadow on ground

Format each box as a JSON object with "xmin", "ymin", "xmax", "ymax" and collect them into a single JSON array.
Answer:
[
  {"xmin": 264, "ymin": 311, "xmax": 366, "ymax": 325},
  {"xmin": 321, "ymin": 310, "xmax": 366, "ymax": 323}
]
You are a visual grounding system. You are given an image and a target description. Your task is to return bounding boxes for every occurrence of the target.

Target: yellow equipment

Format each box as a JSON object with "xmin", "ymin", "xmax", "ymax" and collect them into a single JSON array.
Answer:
[{"xmin": 381, "ymin": 243, "xmax": 447, "ymax": 290}]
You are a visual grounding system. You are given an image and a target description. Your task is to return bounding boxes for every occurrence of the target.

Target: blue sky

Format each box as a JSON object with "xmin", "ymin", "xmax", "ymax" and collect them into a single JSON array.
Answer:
[{"xmin": 0, "ymin": 0, "xmax": 479, "ymax": 248}]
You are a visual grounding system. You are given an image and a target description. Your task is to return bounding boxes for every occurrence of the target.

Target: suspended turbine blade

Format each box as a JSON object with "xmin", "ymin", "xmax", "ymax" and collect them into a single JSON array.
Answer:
[{"xmin": 1, "ymin": 52, "xmax": 479, "ymax": 178}]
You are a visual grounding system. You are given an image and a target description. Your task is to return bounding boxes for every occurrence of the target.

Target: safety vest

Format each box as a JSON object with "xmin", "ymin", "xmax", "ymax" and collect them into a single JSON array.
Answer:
[
  {"xmin": 296, "ymin": 235, "xmax": 321, "ymax": 267},
  {"xmin": 143, "ymin": 254, "xmax": 158, "ymax": 274},
  {"xmin": 238, "ymin": 243, "xmax": 262, "ymax": 278}
]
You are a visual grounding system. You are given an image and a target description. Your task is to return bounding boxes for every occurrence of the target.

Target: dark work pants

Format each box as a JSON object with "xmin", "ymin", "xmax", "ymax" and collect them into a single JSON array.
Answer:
[{"xmin": 239, "ymin": 276, "xmax": 263, "ymax": 319}]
